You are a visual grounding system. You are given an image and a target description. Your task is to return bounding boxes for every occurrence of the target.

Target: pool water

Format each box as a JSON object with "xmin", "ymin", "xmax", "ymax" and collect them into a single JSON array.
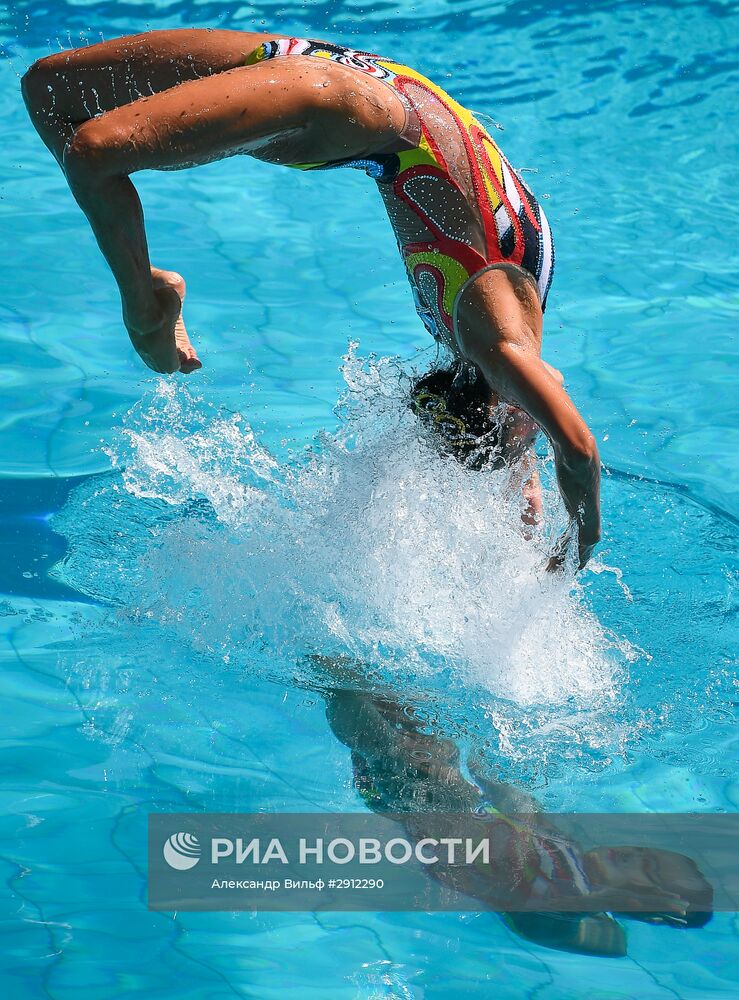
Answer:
[{"xmin": 2, "ymin": 1, "xmax": 738, "ymax": 997}]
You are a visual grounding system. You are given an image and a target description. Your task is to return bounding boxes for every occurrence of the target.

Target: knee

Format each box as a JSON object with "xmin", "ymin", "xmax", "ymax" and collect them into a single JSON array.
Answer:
[
  {"xmin": 62, "ymin": 119, "xmax": 120, "ymax": 178},
  {"xmin": 20, "ymin": 59, "xmax": 46, "ymax": 111},
  {"xmin": 21, "ymin": 53, "xmax": 64, "ymax": 110}
]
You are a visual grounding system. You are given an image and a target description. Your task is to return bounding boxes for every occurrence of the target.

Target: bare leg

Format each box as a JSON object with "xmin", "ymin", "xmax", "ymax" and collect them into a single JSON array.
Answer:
[
  {"xmin": 21, "ymin": 30, "xmax": 275, "ymax": 372},
  {"xmin": 21, "ymin": 29, "xmax": 282, "ymax": 163},
  {"xmin": 22, "ymin": 41, "xmax": 407, "ymax": 373}
]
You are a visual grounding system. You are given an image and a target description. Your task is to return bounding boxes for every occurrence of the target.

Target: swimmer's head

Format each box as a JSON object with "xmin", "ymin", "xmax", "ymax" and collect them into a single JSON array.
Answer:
[
  {"xmin": 409, "ymin": 364, "xmax": 503, "ymax": 470},
  {"xmin": 584, "ymin": 845, "xmax": 713, "ymax": 927}
]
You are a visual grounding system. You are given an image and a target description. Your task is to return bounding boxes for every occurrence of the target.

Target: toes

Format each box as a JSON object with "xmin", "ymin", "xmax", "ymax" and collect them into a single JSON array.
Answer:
[{"xmin": 177, "ymin": 348, "xmax": 202, "ymax": 374}]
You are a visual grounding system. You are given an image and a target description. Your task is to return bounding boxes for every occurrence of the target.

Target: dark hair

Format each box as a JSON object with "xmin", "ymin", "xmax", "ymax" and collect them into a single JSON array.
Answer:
[{"xmin": 409, "ymin": 364, "xmax": 503, "ymax": 470}]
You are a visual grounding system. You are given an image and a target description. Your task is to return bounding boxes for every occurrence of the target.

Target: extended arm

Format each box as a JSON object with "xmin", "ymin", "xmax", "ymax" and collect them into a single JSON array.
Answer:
[
  {"xmin": 455, "ymin": 265, "xmax": 601, "ymax": 569},
  {"xmin": 476, "ymin": 343, "xmax": 600, "ymax": 567}
]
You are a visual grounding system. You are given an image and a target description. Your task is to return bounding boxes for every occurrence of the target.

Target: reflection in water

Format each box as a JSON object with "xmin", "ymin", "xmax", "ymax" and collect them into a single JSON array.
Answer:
[{"xmin": 317, "ymin": 661, "xmax": 713, "ymax": 958}]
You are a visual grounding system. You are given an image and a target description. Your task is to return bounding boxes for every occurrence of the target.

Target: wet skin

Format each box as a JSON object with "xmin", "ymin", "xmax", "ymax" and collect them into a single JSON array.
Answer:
[{"xmin": 21, "ymin": 28, "xmax": 600, "ymax": 566}]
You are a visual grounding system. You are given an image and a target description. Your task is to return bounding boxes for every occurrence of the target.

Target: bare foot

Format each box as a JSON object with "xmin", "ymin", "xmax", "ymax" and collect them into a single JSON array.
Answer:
[
  {"xmin": 151, "ymin": 268, "xmax": 202, "ymax": 374},
  {"xmin": 126, "ymin": 285, "xmax": 182, "ymax": 374}
]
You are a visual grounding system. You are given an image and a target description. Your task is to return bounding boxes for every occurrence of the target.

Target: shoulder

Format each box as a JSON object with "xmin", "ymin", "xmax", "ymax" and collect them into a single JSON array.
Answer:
[{"xmin": 455, "ymin": 264, "xmax": 543, "ymax": 355}]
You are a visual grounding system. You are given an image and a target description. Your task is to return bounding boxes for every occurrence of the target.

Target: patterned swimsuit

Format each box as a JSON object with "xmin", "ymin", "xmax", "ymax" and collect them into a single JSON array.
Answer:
[{"xmin": 246, "ymin": 38, "xmax": 555, "ymax": 345}]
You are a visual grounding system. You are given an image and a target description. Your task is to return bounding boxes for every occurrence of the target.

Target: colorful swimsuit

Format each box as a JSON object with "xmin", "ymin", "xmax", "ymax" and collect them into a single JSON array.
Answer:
[{"xmin": 246, "ymin": 38, "xmax": 555, "ymax": 345}]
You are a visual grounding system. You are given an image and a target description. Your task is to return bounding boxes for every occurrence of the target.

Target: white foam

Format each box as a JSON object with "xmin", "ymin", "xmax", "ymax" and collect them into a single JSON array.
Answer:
[{"xmin": 79, "ymin": 347, "xmax": 631, "ymax": 714}]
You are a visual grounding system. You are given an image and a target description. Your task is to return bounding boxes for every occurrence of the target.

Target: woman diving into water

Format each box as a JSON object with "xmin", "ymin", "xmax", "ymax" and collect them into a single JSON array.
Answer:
[{"xmin": 22, "ymin": 27, "xmax": 600, "ymax": 567}]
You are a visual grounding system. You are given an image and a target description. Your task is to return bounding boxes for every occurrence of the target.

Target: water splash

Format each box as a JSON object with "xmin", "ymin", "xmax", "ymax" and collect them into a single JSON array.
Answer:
[{"xmin": 51, "ymin": 348, "xmax": 637, "ymax": 770}]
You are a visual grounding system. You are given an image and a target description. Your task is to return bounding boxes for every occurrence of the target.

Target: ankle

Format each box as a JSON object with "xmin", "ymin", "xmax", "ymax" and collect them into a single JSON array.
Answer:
[{"xmin": 123, "ymin": 295, "xmax": 163, "ymax": 338}]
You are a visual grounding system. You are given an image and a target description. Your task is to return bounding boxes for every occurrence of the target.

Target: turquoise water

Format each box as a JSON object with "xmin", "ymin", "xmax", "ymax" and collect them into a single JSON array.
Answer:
[{"xmin": 2, "ymin": 0, "xmax": 738, "ymax": 996}]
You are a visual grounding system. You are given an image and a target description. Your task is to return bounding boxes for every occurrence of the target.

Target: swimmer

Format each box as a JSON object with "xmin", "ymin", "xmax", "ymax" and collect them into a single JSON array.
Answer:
[
  {"xmin": 315, "ymin": 662, "xmax": 713, "ymax": 957},
  {"xmin": 22, "ymin": 28, "xmax": 600, "ymax": 567}
]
